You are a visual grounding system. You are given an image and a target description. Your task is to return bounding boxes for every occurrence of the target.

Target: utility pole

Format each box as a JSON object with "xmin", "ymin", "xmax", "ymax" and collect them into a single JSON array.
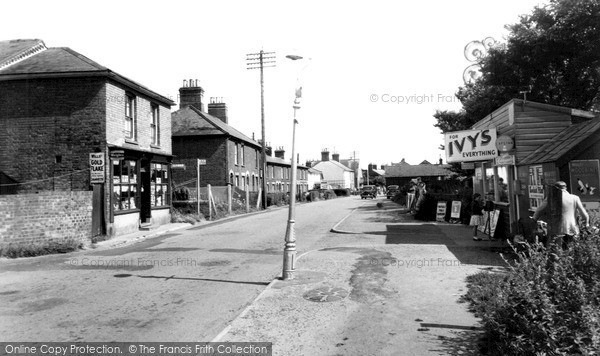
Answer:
[{"xmin": 247, "ymin": 50, "xmax": 276, "ymax": 210}]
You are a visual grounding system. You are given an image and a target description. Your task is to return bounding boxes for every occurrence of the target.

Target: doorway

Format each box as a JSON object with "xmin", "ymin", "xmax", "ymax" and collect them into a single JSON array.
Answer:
[{"xmin": 140, "ymin": 159, "xmax": 152, "ymax": 224}]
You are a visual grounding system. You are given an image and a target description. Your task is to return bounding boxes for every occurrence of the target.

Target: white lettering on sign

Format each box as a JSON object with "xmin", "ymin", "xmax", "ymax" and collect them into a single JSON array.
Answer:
[
  {"xmin": 89, "ymin": 153, "xmax": 105, "ymax": 184},
  {"xmin": 444, "ymin": 128, "xmax": 498, "ymax": 163}
]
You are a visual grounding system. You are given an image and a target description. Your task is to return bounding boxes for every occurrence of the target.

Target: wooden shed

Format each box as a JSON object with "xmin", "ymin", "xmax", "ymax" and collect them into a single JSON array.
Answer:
[{"xmin": 465, "ymin": 99, "xmax": 597, "ymax": 236}]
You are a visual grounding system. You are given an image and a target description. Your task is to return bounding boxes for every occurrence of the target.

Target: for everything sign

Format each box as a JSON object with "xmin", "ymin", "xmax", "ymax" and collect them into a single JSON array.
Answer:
[{"xmin": 444, "ymin": 128, "xmax": 497, "ymax": 163}]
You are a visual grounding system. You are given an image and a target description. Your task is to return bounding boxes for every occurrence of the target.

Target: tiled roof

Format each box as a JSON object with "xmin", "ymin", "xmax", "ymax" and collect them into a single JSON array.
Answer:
[
  {"xmin": 172, "ymin": 105, "xmax": 261, "ymax": 148},
  {"xmin": 385, "ymin": 162, "xmax": 454, "ymax": 178},
  {"xmin": 520, "ymin": 118, "xmax": 600, "ymax": 165},
  {"xmin": 0, "ymin": 39, "xmax": 46, "ymax": 69},
  {"xmin": 0, "ymin": 39, "xmax": 173, "ymax": 105},
  {"xmin": 0, "ymin": 47, "xmax": 107, "ymax": 74}
]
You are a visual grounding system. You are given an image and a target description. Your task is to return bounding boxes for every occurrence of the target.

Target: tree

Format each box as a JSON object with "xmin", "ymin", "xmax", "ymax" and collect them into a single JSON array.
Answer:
[{"xmin": 435, "ymin": 0, "xmax": 600, "ymax": 133}]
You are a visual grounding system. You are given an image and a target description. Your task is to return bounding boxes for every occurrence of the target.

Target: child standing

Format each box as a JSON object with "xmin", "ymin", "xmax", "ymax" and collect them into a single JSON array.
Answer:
[{"xmin": 470, "ymin": 193, "xmax": 484, "ymax": 241}]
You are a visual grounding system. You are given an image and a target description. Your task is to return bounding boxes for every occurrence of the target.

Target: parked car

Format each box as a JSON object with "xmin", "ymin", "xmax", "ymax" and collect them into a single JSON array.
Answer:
[
  {"xmin": 360, "ymin": 185, "xmax": 377, "ymax": 199},
  {"xmin": 386, "ymin": 185, "xmax": 400, "ymax": 199}
]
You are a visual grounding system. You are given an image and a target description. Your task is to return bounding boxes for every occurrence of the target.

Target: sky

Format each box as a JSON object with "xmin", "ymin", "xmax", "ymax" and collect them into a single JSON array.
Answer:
[{"xmin": 1, "ymin": 0, "xmax": 548, "ymax": 169}]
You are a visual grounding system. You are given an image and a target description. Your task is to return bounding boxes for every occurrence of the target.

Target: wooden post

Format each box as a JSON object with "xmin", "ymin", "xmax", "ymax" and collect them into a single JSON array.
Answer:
[
  {"xmin": 227, "ymin": 184, "xmax": 232, "ymax": 215},
  {"xmin": 246, "ymin": 189, "xmax": 250, "ymax": 213},
  {"xmin": 207, "ymin": 184, "xmax": 213, "ymax": 221},
  {"xmin": 197, "ymin": 160, "xmax": 201, "ymax": 218},
  {"xmin": 256, "ymin": 188, "xmax": 262, "ymax": 209}
]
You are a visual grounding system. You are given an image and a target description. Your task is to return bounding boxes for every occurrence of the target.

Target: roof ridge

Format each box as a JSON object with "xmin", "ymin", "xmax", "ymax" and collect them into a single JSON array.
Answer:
[{"xmin": 0, "ymin": 39, "xmax": 47, "ymax": 71}]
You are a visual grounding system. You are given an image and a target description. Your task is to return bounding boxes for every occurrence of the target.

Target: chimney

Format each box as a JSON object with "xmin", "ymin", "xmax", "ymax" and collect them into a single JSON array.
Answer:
[
  {"xmin": 305, "ymin": 160, "xmax": 312, "ymax": 168},
  {"xmin": 266, "ymin": 145, "xmax": 273, "ymax": 157},
  {"xmin": 332, "ymin": 153, "xmax": 340, "ymax": 162},
  {"xmin": 381, "ymin": 165, "xmax": 385, "ymax": 170},
  {"xmin": 321, "ymin": 149, "xmax": 330, "ymax": 162},
  {"xmin": 274, "ymin": 147, "xmax": 285, "ymax": 159},
  {"xmin": 439, "ymin": 157, "xmax": 443, "ymax": 165},
  {"xmin": 208, "ymin": 97, "xmax": 228, "ymax": 124},
  {"xmin": 179, "ymin": 79, "xmax": 204, "ymax": 111}
]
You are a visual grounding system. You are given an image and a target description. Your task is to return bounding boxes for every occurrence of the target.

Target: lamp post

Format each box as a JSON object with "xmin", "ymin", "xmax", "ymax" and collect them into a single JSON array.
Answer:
[{"xmin": 282, "ymin": 54, "xmax": 307, "ymax": 280}]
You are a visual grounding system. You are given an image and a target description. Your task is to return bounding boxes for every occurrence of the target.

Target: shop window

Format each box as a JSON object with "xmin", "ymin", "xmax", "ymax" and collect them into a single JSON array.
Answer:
[
  {"xmin": 113, "ymin": 159, "xmax": 138, "ymax": 211},
  {"xmin": 150, "ymin": 163, "xmax": 169, "ymax": 207}
]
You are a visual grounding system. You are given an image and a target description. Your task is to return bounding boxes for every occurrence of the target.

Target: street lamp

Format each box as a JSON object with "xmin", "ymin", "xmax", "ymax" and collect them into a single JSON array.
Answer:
[{"xmin": 282, "ymin": 54, "xmax": 307, "ymax": 280}]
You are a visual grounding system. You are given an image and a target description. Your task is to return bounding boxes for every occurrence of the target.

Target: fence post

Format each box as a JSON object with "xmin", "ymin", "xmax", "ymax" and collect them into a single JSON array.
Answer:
[
  {"xmin": 246, "ymin": 189, "xmax": 250, "ymax": 213},
  {"xmin": 227, "ymin": 184, "xmax": 232, "ymax": 215},
  {"xmin": 256, "ymin": 189, "xmax": 262, "ymax": 210},
  {"xmin": 207, "ymin": 184, "xmax": 212, "ymax": 221}
]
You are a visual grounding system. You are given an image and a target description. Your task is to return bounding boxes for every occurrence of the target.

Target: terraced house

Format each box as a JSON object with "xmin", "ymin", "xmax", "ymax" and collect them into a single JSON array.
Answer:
[{"xmin": 0, "ymin": 39, "xmax": 174, "ymax": 246}]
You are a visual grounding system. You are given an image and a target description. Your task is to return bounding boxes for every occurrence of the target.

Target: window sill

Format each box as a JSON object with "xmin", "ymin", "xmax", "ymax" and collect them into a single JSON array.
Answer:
[
  {"xmin": 125, "ymin": 139, "xmax": 138, "ymax": 145},
  {"xmin": 114, "ymin": 208, "xmax": 140, "ymax": 215},
  {"xmin": 150, "ymin": 144, "xmax": 161, "ymax": 149}
]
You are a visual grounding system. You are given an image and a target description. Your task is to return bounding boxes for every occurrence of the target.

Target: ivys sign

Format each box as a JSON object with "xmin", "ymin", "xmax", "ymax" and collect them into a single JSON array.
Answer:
[{"xmin": 444, "ymin": 128, "xmax": 498, "ymax": 163}]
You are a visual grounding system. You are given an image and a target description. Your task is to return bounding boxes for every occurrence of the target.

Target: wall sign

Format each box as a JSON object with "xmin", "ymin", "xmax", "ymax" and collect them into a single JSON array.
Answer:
[
  {"xmin": 450, "ymin": 201, "xmax": 462, "ymax": 219},
  {"xmin": 569, "ymin": 160, "xmax": 599, "ymax": 202},
  {"xmin": 89, "ymin": 153, "xmax": 105, "ymax": 184},
  {"xmin": 444, "ymin": 128, "xmax": 497, "ymax": 163}
]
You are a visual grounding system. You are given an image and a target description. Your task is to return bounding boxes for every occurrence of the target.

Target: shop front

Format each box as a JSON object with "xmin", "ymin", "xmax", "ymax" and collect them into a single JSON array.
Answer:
[
  {"xmin": 107, "ymin": 147, "xmax": 172, "ymax": 236},
  {"xmin": 445, "ymin": 99, "xmax": 598, "ymax": 238}
]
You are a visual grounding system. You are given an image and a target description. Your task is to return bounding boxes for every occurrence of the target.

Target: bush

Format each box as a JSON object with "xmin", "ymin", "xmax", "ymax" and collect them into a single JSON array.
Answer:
[
  {"xmin": 322, "ymin": 189, "xmax": 337, "ymax": 200},
  {"xmin": 461, "ymin": 222, "xmax": 600, "ymax": 355},
  {"xmin": 333, "ymin": 188, "xmax": 350, "ymax": 197}
]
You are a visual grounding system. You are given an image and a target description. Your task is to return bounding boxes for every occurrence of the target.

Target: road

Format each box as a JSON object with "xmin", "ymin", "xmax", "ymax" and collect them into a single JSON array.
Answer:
[{"xmin": 0, "ymin": 196, "xmax": 361, "ymax": 341}]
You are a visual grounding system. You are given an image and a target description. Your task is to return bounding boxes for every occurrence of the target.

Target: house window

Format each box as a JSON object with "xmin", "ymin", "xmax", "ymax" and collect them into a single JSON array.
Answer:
[
  {"xmin": 125, "ymin": 94, "xmax": 136, "ymax": 139},
  {"xmin": 151, "ymin": 163, "xmax": 169, "ymax": 207},
  {"xmin": 255, "ymin": 150, "xmax": 259, "ymax": 168},
  {"xmin": 151, "ymin": 104, "xmax": 159, "ymax": 146},
  {"xmin": 113, "ymin": 159, "xmax": 138, "ymax": 211},
  {"xmin": 234, "ymin": 143, "xmax": 239, "ymax": 165},
  {"xmin": 240, "ymin": 145, "xmax": 245, "ymax": 166}
]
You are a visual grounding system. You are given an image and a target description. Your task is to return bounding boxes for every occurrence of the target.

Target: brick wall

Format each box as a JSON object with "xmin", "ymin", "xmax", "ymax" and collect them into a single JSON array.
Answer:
[
  {"xmin": 0, "ymin": 191, "xmax": 93, "ymax": 250},
  {"xmin": 172, "ymin": 136, "xmax": 228, "ymax": 187},
  {"xmin": 0, "ymin": 78, "xmax": 107, "ymax": 191},
  {"xmin": 105, "ymin": 81, "xmax": 172, "ymax": 155},
  {"xmin": 227, "ymin": 140, "xmax": 261, "ymax": 190}
]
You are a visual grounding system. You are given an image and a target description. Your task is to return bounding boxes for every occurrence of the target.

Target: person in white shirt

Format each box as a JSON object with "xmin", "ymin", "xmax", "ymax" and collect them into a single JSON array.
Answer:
[{"xmin": 533, "ymin": 181, "xmax": 590, "ymax": 249}]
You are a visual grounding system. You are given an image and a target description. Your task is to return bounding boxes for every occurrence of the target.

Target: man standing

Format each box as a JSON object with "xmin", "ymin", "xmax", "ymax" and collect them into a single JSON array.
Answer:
[{"xmin": 533, "ymin": 181, "xmax": 590, "ymax": 249}]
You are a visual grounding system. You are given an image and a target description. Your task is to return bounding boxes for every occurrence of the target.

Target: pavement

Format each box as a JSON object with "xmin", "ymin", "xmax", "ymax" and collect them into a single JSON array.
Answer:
[{"xmin": 213, "ymin": 198, "xmax": 511, "ymax": 356}]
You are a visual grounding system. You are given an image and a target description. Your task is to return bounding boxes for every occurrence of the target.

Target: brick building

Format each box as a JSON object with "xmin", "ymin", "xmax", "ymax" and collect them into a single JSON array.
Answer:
[
  {"xmin": 0, "ymin": 39, "xmax": 174, "ymax": 239},
  {"xmin": 171, "ymin": 84, "xmax": 262, "ymax": 191},
  {"xmin": 265, "ymin": 148, "xmax": 309, "ymax": 194},
  {"xmin": 171, "ymin": 81, "xmax": 309, "ymax": 197}
]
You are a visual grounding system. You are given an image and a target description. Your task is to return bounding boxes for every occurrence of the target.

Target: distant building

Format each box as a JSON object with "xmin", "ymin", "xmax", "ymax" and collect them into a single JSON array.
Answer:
[
  {"xmin": 311, "ymin": 150, "xmax": 355, "ymax": 189},
  {"xmin": 384, "ymin": 160, "xmax": 454, "ymax": 187}
]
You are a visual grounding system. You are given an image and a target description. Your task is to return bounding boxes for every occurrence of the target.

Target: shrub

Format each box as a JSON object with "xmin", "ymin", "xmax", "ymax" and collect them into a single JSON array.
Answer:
[
  {"xmin": 322, "ymin": 189, "xmax": 337, "ymax": 200},
  {"xmin": 462, "ymin": 222, "xmax": 600, "ymax": 355},
  {"xmin": 0, "ymin": 239, "xmax": 84, "ymax": 258},
  {"xmin": 333, "ymin": 188, "xmax": 350, "ymax": 197}
]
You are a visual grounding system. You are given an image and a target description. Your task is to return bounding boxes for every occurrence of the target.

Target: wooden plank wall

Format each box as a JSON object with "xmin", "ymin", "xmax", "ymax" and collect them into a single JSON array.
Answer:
[{"xmin": 514, "ymin": 105, "xmax": 572, "ymax": 163}]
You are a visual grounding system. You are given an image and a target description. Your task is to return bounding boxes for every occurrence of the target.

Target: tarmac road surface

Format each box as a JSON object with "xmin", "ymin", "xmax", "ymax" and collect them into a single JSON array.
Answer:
[{"xmin": 0, "ymin": 196, "xmax": 361, "ymax": 342}]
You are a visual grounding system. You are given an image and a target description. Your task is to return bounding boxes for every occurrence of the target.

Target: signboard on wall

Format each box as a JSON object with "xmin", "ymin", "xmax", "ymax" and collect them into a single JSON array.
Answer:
[
  {"xmin": 569, "ymin": 160, "xmax": 600, "ymax": 202},
  {"xmin": 89, "ymin": 153, "xmax": 105, "ymax": 184},
  {"xmin": 444, "ymin": 128, "xmax": 498, "ymax": 163}
]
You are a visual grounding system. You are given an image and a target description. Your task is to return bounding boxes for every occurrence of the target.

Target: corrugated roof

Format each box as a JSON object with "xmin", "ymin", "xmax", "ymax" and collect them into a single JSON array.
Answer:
[
  {"xmin": 520, "ymin": 118, "xmax": 600, "ymax": 165},
  {"xmin": 172, "ymin": 105, "xmax": 261, "ymax": 148},
  {"xmin": 385, "ymin": 163, "xmax": 454, "ymax": 178}
]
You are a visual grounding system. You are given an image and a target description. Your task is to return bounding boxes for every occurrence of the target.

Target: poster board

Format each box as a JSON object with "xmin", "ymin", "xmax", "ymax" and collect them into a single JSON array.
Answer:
[
  {"xmin": 478, "ymin": 209, "xmax": 500, "ymax": 237},
  {"xmin": 436, "ymin": 201, "xmax": 447, "ymax": 222},
  {"xmin": 450, "ymin": 201, "xmax": 461, "ymax": 219},
  {"xmin": 569, "ymin": 160, "xmax": 599, "ymax": 202}
]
